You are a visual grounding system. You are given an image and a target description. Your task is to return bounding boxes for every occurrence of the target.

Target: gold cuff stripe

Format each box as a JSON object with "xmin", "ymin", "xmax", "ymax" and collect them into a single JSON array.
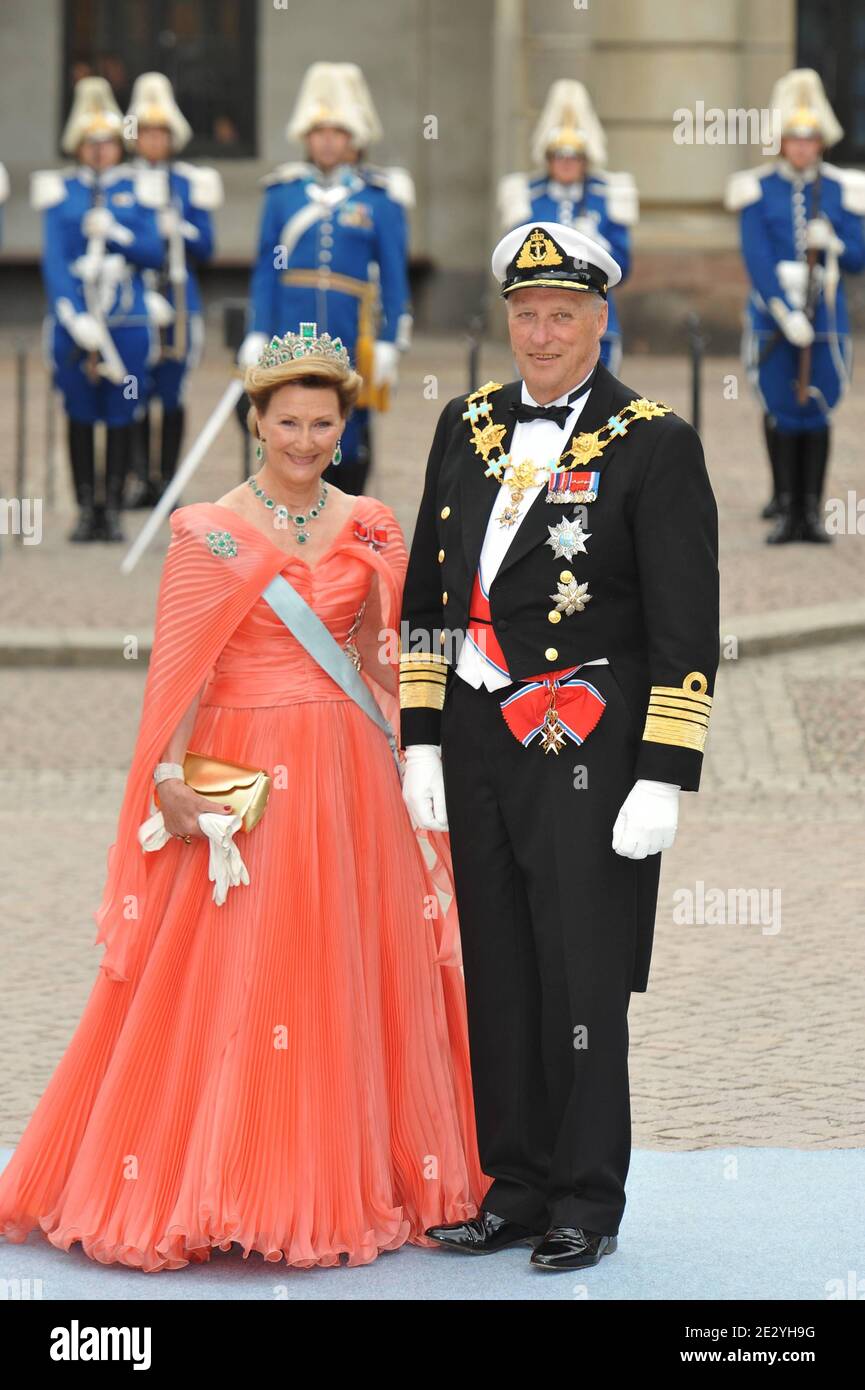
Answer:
[
  {"xmin": 400, "ymin": 671, "xmax": 447, "ymax": 684},
  {"xmin": 642, "ymin": 714, "xmax": 709, "ymax": 753},
  {"xmin": 648, "ymin": 701, "xmax": 710, "ymax": 726},
  {"xmin": 399, "ymin": 652, "xmax": 449, "ymax": 665},
  {"xmin": 649, "ymin": 684, "xmax": 713, "ymax": 709},
  {"xmin": 400, "ymin": 681, "xmax": 447, "ymax": 711}
]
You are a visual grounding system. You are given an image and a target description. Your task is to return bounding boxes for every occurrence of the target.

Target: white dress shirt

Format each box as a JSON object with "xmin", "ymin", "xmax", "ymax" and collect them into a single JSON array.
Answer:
[{"xmin": 456, "ymin": 366, "xmax": 608, "ymax": 691}]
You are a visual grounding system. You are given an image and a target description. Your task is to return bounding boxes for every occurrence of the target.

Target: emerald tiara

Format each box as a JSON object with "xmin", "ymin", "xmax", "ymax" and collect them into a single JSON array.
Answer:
[{"xmin": 257, "ymin": 321, "xmax": 351, "ymax": 370}]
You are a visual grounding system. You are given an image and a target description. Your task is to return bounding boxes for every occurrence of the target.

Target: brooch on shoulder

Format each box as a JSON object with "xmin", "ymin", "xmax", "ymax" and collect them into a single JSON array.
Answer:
[
  {"xmin": 205, "ymin": 529, "xmax": 238, "ymax": 557},
  {"xmin": 353, "ymin": 520, "xmax": 388, "ymax": 551}
]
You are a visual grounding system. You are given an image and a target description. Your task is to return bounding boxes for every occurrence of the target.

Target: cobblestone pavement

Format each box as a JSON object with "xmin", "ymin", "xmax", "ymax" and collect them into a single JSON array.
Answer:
[{"xmin": 0, "ymin": 337, "xmax": 862, "ymax": 1148}]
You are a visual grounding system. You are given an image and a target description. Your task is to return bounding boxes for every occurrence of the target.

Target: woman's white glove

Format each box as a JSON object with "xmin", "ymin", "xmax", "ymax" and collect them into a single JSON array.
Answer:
[
  {"xmin": 612, "ymin": 779, "xmax": 680, "ymax": 859},
  {"xmin": 138, "ymin": 807, "xmax": 250, "ymax": 905},
  {"xmin": 401, "ymin": 744, "xmax": 448, "ymax": 830}
]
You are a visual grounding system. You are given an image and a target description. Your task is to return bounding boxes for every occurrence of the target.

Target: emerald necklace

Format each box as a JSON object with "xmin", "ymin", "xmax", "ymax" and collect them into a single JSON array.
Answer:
[{"xmin": 247, "ymin": 472, "xmax": 328, "ymax": 544}]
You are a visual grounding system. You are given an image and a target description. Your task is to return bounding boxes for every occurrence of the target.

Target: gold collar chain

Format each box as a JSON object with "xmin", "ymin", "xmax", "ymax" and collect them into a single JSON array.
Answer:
[{"xmin": 461, "ymin": 382, "xmax": 673, "ymax": 520}]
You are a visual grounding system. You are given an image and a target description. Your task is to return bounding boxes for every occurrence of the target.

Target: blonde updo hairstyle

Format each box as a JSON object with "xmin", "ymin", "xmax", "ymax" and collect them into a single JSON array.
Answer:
[{"xmin": 243, "ymin": 356, "xmax": 362, "ymax": 441}]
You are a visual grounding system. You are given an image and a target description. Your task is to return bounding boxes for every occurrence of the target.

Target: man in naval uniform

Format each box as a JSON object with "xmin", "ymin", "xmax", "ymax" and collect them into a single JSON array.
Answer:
[{"xmin": 399, "ymin": 222, "xmax": 719, "ymax": 1270}]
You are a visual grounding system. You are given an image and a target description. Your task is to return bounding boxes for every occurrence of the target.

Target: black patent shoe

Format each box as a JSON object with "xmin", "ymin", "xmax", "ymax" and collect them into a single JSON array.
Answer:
[
  {"xmin": 530, "ymin": 1226, "xmax": 618, "ymax": 1271},
  {"xmin": 425, "ymin": 1209, "xmax": 539, "ymax": 1254}
]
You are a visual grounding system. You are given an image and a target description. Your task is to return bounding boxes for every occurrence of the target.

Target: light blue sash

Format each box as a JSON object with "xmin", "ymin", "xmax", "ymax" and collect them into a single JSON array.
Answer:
[{"xmin": 260, "ymin": 572, "xmax": 401, "ymax": 771}]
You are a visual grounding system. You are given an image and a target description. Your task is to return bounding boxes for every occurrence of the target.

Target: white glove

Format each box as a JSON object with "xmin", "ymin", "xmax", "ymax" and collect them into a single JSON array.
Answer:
[
  {"xmin": 372, "ymin": 339, "xmax": 399, "ymax": 389},
  {"xmin": 238, "ymin": 331, "xmax": 268, "ymax": 367},
  {"xmin": 612, "ymin": 779, "xmax": 680, "ymax": 859},
  {"xmin": 767, "ymin": 297, "xmax": 814, "ymax": 348},
  {"xmin": 137, "ymin": 808, "xmax": 249, "ymax": 906},
  {"xmin": 83, "ymin": 206, "xmax": 133, "ymax": 245},
  {"xmin": 806, "ymin": 217, "xmax": 844, "ymax": 256},
  {"xmin": 401, "ymin": 744, "xmax": 448, "ymax": 830},
  {"xmin": 157, "ymin": 206, "xmax": 181, "ymax": 237},
  {"xmin": 56, "ymin": 299, "xmax": 103, "ymax": 351},
  {"xmin": 145, "ymin": 289, "xmax": 175, "ymax": 326}
]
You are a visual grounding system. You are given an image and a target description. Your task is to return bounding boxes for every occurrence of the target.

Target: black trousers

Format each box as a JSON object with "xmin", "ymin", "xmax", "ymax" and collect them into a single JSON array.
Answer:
[{"xmin": 440, "ymin": 664, "xmax": 656, "ymax": 1235}]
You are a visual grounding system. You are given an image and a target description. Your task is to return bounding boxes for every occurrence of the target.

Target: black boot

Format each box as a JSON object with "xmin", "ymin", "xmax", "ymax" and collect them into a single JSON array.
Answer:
[
  {"xmin": 765, "ymin": 430, "xmax": 800, "ymax": 544},
  {"xmin": 66, "ymin": 419, "xmax": 99, "ymax": 542},
  {"xmin": 760, "ymin": 413, "xmax": 782, "ymax": 519},
  {"xmin": 158, "ymin": 405, "xmax": 185, "ymax": 508},
  {"xmin": 125, "ymin": 409, "xmax": 159, "ymax": 508},
  {"xmin": 103, "ymin": 424, "xmax": 130, "ymax": 542},
  {"xmin": 798, "ymin": 428, "xmax": 833, "ymax": 543}
]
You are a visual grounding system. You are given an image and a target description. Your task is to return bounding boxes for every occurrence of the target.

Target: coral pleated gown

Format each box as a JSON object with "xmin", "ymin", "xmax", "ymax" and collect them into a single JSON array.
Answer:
[{"xmin": 0, "ymin": 496, "xmax": 488, "ymax": 1270}]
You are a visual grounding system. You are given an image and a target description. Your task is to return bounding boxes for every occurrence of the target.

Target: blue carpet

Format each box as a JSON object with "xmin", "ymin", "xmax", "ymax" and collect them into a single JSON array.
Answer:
[{"xmin": 1, "ymin": 1147, "xmax": 861, "ymax": 1300}]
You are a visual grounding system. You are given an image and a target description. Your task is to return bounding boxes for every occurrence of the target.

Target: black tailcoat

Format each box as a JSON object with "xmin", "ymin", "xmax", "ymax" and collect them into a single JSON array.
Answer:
[{"xmin": 399, "ymin": 359, "xmax": 720, "ymax": 791}]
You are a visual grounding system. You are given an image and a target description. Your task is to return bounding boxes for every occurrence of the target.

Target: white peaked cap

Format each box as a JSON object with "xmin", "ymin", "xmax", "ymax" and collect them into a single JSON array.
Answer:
[
  {"xmin": 286, "ymin": 62, "xmax": 383, "ymax": 147},
  {"xmin": 61, "ymin": 76, "xmax": 124, "ymax": 155},
  {"xmin": 531, "ymin": 79, "xmax": 607, "ymax": 168},
  {"xmin": 770, "ymin": 68, "xmax": 843, "ymax": 150},
  {"xmin": 126, "ymin": 72, "xmax": 193, "ymax": 151},
  {"xmin": 491, "ymin": 221, "xmax": 622, "ymax": 297}
]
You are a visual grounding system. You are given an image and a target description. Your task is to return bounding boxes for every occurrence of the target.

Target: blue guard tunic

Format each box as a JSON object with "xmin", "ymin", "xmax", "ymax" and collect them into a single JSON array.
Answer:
[
  {"xmin": 137, "ymin": 159, "xmax": 221, "ymax": 411},
  {"xmin": 248, "ymin": 159, "xmax": 411, "ymax": 465},
  {"xmin": 31, "ymin": 163, "xmax": 164, "ymax": 425},
  {"xmin": 727, "ymin": 159, "xmax": 865, "ymax": 433}
]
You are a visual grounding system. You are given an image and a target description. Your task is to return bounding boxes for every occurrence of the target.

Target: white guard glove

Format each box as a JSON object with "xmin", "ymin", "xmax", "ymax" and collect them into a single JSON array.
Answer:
[
  {"xmin": 237, "ymin": 331, "xmax": 268, "ymax": 367},
  {"xmin": 82, "ymin": 206, "xmax": 133, "ymax": 245},
  {"xmin": 56, "ymin": 299, "xmax": 103, "ymax": 352},
  {"xmin": 157, "ymin": 206, "xmax": 181, "ymax": 237},
  {"xmin": 372, "ymin": 339, "xmax": 399, "ymax": 389},
  {"xmin": 137, "ymin": 808, "xmax": 250, "ymax": 906},
  {"xmin": 612, "ymin": 779, "xmax": 680, "ymax": 859},
  {"xmin": 805, "ymin": 216, "xmax": 844, "ymax": 256},
  {"xmin": 401, "ymin": 744, "xmax": 448, "ymax": 830},
  {"xmin": 144, "ymin": 289, "xmax": 176, "ymax": 327},
  {"xmin": 767, "ymin": 297, "xmax": 814, "ymax": 348}
]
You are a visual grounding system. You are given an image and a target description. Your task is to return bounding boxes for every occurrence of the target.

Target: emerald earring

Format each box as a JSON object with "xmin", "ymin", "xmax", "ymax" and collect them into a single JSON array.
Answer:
[
  {"xmin": 332, "ymin": 436, "xmax": 342, "ymax": 466},
  {"xmin": 255, "ymin": 439, "xmax": 264, "ymax": 462}
]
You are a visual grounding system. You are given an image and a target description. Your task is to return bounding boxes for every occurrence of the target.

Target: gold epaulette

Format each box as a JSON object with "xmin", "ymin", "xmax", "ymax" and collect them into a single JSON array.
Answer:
[
  {"xmin": 399, "ymin": 649, "xmax": 449, "ymax": 711},
  {"xmin": 641, "ymin": 671, "xmax": 713, "ymax": 754}
]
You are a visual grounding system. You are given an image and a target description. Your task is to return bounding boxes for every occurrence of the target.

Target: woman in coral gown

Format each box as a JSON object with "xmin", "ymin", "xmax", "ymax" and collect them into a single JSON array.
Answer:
[{"xmin": 0, "ymin": 329, "xmax": 488, "ymax": 1271}]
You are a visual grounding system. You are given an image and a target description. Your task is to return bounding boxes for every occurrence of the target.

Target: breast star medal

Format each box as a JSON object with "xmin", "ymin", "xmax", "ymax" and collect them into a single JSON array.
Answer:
[
  {"xmin": 545, "ymin": 515, "xmax": 591, "ymax": 559},
  {"xmin": 549, "ymin": 576, "xmax": 592, "ymax": 615}
]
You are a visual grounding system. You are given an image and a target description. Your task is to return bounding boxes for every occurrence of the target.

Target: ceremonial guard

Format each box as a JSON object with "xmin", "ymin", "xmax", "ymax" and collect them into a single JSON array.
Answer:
[
  {"xmin": 399, "ymin": 223, "xmax": 719, "ymax": 1269},
  {"xmin": 725, "ymin": 68, "xmax": 865, "ymax": 542},
  {"xmin": 124, "ymin": 73, "xmax": 223, "ymax": 507},
  {"xmin": 239, "ymin": 61, "xmax": 413, "ymax": 495},
  {"xmin": 31, "ymin": 77, "xmax": 164, "ymax": 542},
  {"xmin": 498, "ymin": 81, "xmax": 638, "ymax": 374}
]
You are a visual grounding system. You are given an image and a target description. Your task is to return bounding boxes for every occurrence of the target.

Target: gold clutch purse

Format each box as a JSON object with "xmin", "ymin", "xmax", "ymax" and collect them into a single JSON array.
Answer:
[{"xmin": 155, "ymin": 750, "xmax": 271, "ymax": 832}]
